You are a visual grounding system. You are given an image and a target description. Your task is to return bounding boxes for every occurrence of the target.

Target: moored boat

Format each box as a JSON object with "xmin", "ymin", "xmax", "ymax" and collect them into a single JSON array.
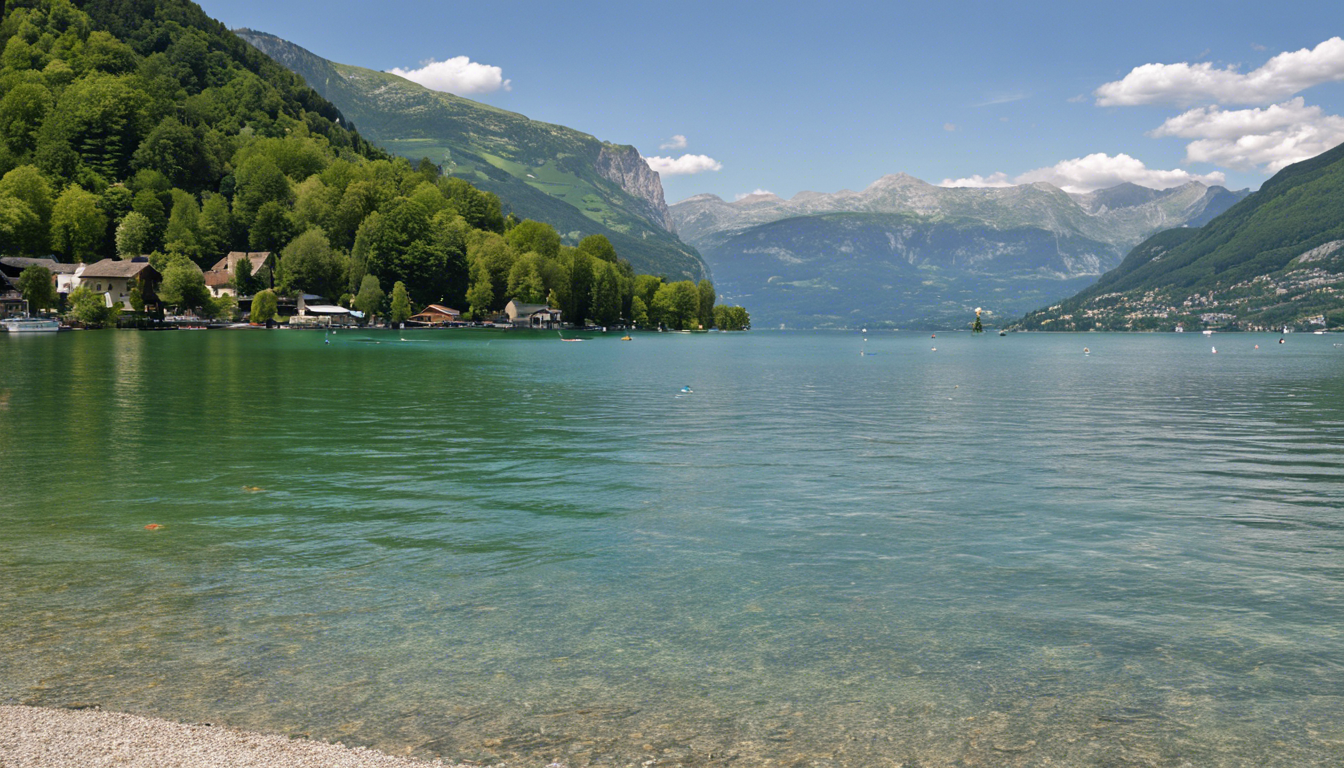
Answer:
[{"xmin": 2, "ymin": 317, "xmax": 60, "ymax": 333}]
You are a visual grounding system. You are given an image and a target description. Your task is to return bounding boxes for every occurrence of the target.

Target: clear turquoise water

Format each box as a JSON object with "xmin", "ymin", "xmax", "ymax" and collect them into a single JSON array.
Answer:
[{"xmin": 1, "ymin": 329, "xmax": 1342, "ymax": 766}]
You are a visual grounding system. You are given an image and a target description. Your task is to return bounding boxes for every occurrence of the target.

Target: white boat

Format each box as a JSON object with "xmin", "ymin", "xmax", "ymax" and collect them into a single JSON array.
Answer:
[
  {"xmin": 1202, "ymin": 329, "xmax": 1214, "ymax": 336},
  {"xmin": 2, "ymin": 317, "xmax": 60, "ymax": 333}
]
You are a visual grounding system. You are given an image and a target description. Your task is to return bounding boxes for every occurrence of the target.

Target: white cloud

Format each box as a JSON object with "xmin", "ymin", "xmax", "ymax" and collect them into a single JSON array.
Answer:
[
  {"xmin": 659, "ymin": 134, "xmax": 688, "ymax": 150},
  {"xmin": 940, "ymin": 153, "xmax": 1225, "ymax": 194},
  {"xmin": 642, "ymin": 154, "xmax": 723, "ymax": 176},
  {"xmin": 388, "ymin": 56, "xmax": 511, "ymax": 95},
  {"xmin": 943, "ymin": 123, "xmax": 956, "ymax": 132},
  {"xmin": 734, "ymin": 189, "xmax": 776, "ymax": 200},
  {"xmin": 1152, "ymin": 98, "xmax": 1344, "ymax": 171},
  {"xmin": 1095, "ymin": 36, "xmax": 1344, "ymax": 106},
  {"xmin": 941, "ymin": 172, "xmax": 1014, "ymax": 188}
]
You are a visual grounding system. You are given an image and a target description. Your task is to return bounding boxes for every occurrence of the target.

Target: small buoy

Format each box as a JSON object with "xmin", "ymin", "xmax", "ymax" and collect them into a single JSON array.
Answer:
[
  {"xmin": 1279, "ymin": 338, "xmax": 1285, "ymax": 344},
  {"xmin": 243, "ymin": 486, "xmax": 264, "ymax": 493},
  {"xmin": 931, "ymin": 334, "xmax": 936, "ymax": 338},
  {"xmin": 1255, "ymin": 344, "xmax": 1259, "ymax": 349},
  {"xmin": 1083, "ymin": 347, "xmax": 1090, "ymax": 354},
  {"xmin": 931, "ymin": 347, "xmax": 937, "ymax": 351},
  {"xmin": 144, "ymin": 523, "xmax": 163, "ymax": 530},
  {"xmin": 1212, "ymin": 347, "xmax": 1217, "ymax": 354}
]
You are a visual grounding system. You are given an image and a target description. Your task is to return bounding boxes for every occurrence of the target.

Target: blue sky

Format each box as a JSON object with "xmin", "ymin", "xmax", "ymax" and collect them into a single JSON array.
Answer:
[{"xmin": 200, "ymin": 0, "xmax": 1344, "ymax": 203}]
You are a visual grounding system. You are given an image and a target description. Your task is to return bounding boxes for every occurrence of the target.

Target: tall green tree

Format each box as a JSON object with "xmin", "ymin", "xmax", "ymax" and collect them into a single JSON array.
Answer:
[
  {"xmin": 250, "ymin": 288, "xmax": 278, "ymax": 324},
  {"xmin": 577, "ymin": 234, "xmax": 618, "ymax": 263},
  {"xmin": 590, "ymin": 261, "xmax": 621, "ymax": 326},
  {"xmin": 159, "ymin": 260, "xmax": 210, "ymax": 312},
  {"xmin": 0, "ymin": 197, "xmax": 41, "ymax": 255},
  {"xmin": 16, "ymin": 264, "xmax": 56, "ymax": 313},
  {"xmin": 467, "ymin": 231, "xmax": 515, "ymax": 309},
  {"xmin": 248, "ymin": 200, "xmax": 295, "ymax": 252},
  {"xmin": 0, "ymin": 165, "xmax": 52, "ymax": 253},
  {"xmin": 0, "ymin": 83, "xmax": 53, "ymax": 157},
  {"xmin": 198, "ymin": 193, "xmax": 233, "ymax": 257},
  {"xmin": 163, "ymin": 190, "xmax": 201, "ymax": 261},
  {"xmin": 507, "ymin": 252, "xmax": 547, "ymax": 304},
  {"xmin": 697, "ymin": 279, "xmax": 716, "ymax": 330},
  {"xmin": 131, "ymin": 188, "xmax": 165, "ymax": 249},
  {"xmin": 631, "ymin": 296, "xmax": 649, "ymax": 328},
  {"xmin": 505, "ymin": 219, "xmax": 561, "ymax": 260},
  {"xmin": 652, "ymin": 280, "xmax": 699, "ymax": 330},
  {"xmin": 49, "ymin": 185, "xmax": 106, "ymax": 259},
  {"xmin": 466, "ymin": 258, "xmax": 494, "ymax": 319},
  {"xmin": 278, "ymin": 227, "xmax": 347, "ymax": 299},
  {"xmin": 562, "ymin": 248, "xmax": 593, "ymax": 326},
  {"xmin": 114, "ymin": 211, "xmax": 152, "ymax": 257},
  {"xmin": 353, "ymin": 274, "xmax": 384, "ymax": 324},
  {"xmin": 714, "ymin": 305, "xmax": 750, "ymax": 331},
  {"xmin": 390, "ymin": 280, "xmax": 412, "ymax": 324}
]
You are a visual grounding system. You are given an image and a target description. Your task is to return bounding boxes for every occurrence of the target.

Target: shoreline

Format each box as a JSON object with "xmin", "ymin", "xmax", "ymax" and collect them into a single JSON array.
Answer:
[{"xmin": 0, "ymin": 706, "xmax": 471, "ymax": 768}]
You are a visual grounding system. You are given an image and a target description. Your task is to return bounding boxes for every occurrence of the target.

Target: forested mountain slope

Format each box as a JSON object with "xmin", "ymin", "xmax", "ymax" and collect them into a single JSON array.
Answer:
[
  {"xmin": 236, "ymin": 30, "xmax": 706, "ymax": 281},
  {"xmin": 1017, "ymin": 141, "xmax": 1344, "ymax": 331},
  {"xmin": 0, "ymin": 0, "xmax": 719, "ymax": 330}
]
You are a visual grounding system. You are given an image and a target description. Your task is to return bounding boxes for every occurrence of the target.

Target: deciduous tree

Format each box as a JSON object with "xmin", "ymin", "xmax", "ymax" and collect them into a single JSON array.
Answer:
[
  {"xmin": 16, "ymin": 264, "xmax": 55, "ymax": 312},
  {"xmin": 353, "ymin": 274, "xmax": 384, "ymax": 324},
  {"xmin": 250, "ymin": 288, "xmax": 278, "ymax": 324},
  {"xmin": 159, "ymin": 260, "xmax": 210, "ymax": 311},
  {"xmin": 50, "ymin": 185, "xmax": 106, "ymax": 259},
  {"xmin": 115, "ymin": 211, "xmax": 152, "ymax": 257},
  {"xmin": 390, "ymin": 280, "xmax": 412, "ymax": 324}
]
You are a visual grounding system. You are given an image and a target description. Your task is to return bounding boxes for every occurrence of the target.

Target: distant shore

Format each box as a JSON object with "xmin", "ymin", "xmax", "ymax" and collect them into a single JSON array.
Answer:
[{"xmin": 0, "ymin": 706, "xmax": 466, "ymax": 768}]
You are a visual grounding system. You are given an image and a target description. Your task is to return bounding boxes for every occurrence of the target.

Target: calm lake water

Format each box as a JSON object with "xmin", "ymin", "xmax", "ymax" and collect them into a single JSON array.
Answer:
[{"xmin": 2, "ymin": 329, "xmax": 1343, "ymax": 767}]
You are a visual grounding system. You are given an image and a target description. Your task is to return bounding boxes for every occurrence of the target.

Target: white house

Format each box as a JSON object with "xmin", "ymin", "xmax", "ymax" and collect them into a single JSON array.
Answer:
[
  {"xmin": 76, "ymin": 258, "xmax": 160, "ymax": 309},
  {"xmin": 504, "ymin": 300, "xmax": 563, "ymax": 329}
]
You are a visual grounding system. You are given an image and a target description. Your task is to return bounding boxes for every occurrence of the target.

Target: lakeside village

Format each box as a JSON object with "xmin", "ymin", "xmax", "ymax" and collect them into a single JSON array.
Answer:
[{"xmin": 0, "ymin": 250, "xmax": 751, "ymax": 333}]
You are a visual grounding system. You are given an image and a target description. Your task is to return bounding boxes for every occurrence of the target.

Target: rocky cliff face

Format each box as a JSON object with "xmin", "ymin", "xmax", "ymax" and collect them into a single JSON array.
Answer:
[{"xmin": 596, "ymin": 144, "xmax": 674, "ymax": 232}]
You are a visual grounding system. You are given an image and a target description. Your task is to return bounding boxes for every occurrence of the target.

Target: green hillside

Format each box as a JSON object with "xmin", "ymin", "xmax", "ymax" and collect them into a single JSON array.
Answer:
[
  {"xmin": 235, "ymin": 30, "xmax": 706, "ymax": 281},
  {"xmin": 1017, "ymin": 141, "xmax": 1344, "ymax": 332},
  {"xmin": 0, "ymin": 0, "xmax": 717, "ymax": 331}
]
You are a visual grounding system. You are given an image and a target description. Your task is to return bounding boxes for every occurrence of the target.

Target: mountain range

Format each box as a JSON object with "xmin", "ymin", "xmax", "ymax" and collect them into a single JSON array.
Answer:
[
  {"xmin": 1018, "ymin": 141, "xmax": 1344, "ymax": 332},
  {"xmin": 671, "ymin": 175, "xmax": 1246, "ymax": 327},
  {"xmin": 235, "ymin": 30, "xmax": 706, "ymax": 282}
]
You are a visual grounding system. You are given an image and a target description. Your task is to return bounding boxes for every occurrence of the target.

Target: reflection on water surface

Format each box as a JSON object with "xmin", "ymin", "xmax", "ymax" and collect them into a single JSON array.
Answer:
[{"xmin": 2, "ymin": 330, "xmax": 1343, "ymax": 766}]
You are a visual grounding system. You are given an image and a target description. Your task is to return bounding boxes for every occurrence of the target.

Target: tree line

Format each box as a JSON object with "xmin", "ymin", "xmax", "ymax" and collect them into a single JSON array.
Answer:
[{"xmin": 0, "ymin": 0, "xmax": 748, "ymax": 330}]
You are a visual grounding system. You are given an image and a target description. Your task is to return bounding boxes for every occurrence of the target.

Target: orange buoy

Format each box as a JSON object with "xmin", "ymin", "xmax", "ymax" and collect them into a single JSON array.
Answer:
[{"xmin": 144, "ymin": 523, "xmax": 163, "ymax": 530}]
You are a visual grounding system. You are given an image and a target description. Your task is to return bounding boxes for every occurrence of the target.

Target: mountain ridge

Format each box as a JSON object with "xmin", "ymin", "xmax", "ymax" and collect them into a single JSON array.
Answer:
[
  {"xmin": 1016, "ymin": 141, "xmax": 1344, "ymax": 331},
  {"xmin": 671, "ymin": 174, "xmax": 1247, "ymax": 328}
]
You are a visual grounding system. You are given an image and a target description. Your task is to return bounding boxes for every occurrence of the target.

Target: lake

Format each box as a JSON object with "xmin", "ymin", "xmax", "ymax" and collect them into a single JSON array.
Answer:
[{"xmin": 1, "ymin": 329, "xmax": 1342, "ymax": 767}]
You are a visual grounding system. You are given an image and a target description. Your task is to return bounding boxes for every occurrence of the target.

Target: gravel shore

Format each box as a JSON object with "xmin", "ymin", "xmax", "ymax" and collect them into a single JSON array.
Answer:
[{"xmin": 0, "ymin": 706, "xmax": 470, "ymax": 768}]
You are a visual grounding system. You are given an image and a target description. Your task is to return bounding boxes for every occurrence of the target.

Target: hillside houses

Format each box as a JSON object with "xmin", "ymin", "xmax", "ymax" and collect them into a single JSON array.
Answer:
[
  {"xmin": 3, "ymin": 253, "xmax": 569, "ymax": 329},
  {"xmin": 0, "ymin": 256, "xmax": 159, "ymax": 311},
  {"xmin": 203, "ymin": 252, "xmax": 275, "ymax": 299}
]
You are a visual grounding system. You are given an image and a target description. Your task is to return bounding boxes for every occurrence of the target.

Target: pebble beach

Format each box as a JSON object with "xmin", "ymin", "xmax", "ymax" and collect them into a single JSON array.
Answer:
[{"xmin": 0, "ymin": 706, "xmax": 470, "ymax": 768}]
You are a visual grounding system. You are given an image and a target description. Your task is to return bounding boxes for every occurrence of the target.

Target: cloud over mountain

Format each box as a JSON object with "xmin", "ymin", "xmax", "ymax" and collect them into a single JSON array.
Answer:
[
  {"xmin": 941, "ymin": 153, "xmax": 1224, "ymax": 194},
  {"xmin": 643, "ymin": 154, "xmax": 723, "ymax": 176},
  {"xmin": 1095, "ymin": 37, "xmax": 1344, "ymax": 106},
  {"xmin": 659, "ymin": 134, "xmax": 688, "ymax": 150},
  {"xmin": 388, "ymin": 56, "xmax": 511, "ymax": 95}
]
